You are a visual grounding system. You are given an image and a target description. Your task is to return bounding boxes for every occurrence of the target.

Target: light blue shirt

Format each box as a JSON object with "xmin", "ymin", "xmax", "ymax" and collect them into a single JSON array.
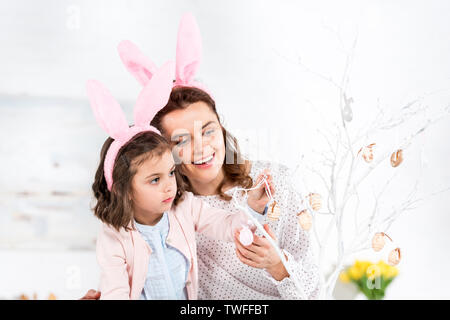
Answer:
[
  {"xmin": 134, "ymin": 204, "xmax": 267, "ymax": 300},
  {"xmin": 135, "ymin": 212, "xmax": 189, "ymax": 300}
]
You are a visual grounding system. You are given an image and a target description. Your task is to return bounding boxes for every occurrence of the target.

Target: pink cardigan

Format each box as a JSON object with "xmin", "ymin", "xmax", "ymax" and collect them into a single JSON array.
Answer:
[{"xmin": 96, "ymin": 191, "xmax": 248, "ymax": 300}]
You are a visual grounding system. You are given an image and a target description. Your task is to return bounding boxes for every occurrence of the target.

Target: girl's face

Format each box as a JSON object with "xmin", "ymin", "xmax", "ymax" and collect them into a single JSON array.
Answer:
[
  {"xmin": 131, "ymin": 150, "xmax": 177, "ymax": 223},
  {"xmin": 160, "ymin": 101, "xmax": 226, "ymax": 187}
]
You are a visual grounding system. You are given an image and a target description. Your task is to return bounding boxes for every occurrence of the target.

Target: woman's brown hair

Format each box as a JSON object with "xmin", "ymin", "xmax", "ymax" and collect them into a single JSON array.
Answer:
[
  {"xmin": 92, "ymin": 131, "xmax": 185, "ymax": 232},
  {"xmin": 151, "ymin": 86, "xmax": 253, "ymax": 201}
]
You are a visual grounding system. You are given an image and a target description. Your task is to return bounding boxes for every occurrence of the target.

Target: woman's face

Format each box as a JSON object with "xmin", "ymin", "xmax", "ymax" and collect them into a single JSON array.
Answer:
[{"xmin": 160, "ymin": 101, "xmax": 226, "ymax": 186}]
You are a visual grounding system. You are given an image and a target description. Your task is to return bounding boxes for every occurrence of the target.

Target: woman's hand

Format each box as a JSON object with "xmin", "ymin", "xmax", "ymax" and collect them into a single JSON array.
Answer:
[
  {"xmin": 234, "ymin": 224, "xmax": 289, "ymax": 281},
  {"xmin": 79, "ymin": 289, "xmax": 101, "ymax": 300},
  {"xmin": 247, "ymin": 169, "xmax": 275, "ymax": 214}
]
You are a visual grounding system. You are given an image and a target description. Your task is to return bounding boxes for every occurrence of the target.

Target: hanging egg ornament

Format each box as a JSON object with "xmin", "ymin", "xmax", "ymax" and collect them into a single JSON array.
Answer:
[
  {"xmin": 342, "ymin": 94, "xmax": 354, "ymax": 122},
  {"xmin": 388, "ymin": 248, "xmax": 401, "ymax": 266},
  {"xmin": 342, "ymin": 104, "xmax": 353, "ymax": 122},
  {"xmin": 390, "ymin": 149, "xmax": 403, "ymax": 167},
  {"xmin": 371, "ymin": 232, "xmax": 386, "ymax": 252},
  {"xmin": 371, "ymin": 232, "xmax": 393, "ymax": 252},
  {"xmin": 308, "ymin": 193, "xmax": 322, "ymax": 211},
  {"xmin": 297, "ymin": 210, "xmax": 312, "ymax": 231},
  {"xmin": 267, "ymin": 201, "xmax": 281, "ymax": 221},
  {"xmin": 358, "ymin": 143, "xmax": 376, "ymax": 163}
]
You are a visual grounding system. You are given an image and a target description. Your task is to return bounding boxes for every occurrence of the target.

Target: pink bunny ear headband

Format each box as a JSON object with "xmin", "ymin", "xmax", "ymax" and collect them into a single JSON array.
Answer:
[
  {"xmin": 86, "ymin": 61, "xmax": 175, "ymax": 191},
  {"xmin": 117, "ymin": 13, "xmax": 212, "ymax": 97}
]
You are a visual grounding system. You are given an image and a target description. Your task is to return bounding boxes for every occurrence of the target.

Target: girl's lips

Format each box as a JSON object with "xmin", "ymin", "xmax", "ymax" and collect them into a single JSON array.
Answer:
[
  {"xmin": 193, "ymin": 153, "xmax": 215, "ymax": 169},
  {"xmin": 162, "ymin": 197, "xmax": 174, "ymax": 203}
]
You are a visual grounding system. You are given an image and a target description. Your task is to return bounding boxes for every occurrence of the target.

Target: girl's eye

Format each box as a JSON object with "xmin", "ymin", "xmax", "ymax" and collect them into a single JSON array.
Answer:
[
  {"xmin": 169, "ymin": 170, "xmax": 175, "ymax": 177},
  {"xmin": 150, "ymin": 177, "xmax": 159, "ymax": 184},
  {"xmin": 204, "ymin": 129, "xmax": 215, "ymax": 136}
]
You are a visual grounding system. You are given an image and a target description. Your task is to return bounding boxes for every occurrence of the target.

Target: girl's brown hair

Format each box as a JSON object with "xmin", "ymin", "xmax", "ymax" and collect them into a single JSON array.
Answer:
[
  {"xmin": 92, "ymin": 131, "xmax": 185, "ymax": 232},
  {"xmin": 150, "ymin": 86, "xmax": 253, "ymax": 201}
]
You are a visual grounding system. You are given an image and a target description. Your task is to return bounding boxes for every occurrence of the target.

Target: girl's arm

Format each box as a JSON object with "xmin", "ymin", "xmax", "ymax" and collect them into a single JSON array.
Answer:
[
  {"xmin": 96, "ymin": 223, "xmax": 131, "ymax": 300},
  {"xmin": 188, "ymin": 172, "xmax": 273, "ymax": 242},
  {"xmin": 189, "ymin": 192, "xmax": 249, "ymax": 242}
]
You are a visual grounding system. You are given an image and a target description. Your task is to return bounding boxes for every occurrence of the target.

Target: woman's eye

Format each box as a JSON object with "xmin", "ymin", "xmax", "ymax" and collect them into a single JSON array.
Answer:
[
  {"xmin": 204, "ymin": 129, "xmax": 215, "ymax": 136},
  {"xmin": 177, "ymin": 137, "xmax": 190, "ymax": 146},
  {"xmin": 150, "ymin": 177, "xmax": 159, "ymax": 184},
  {"xmin": 169, "ymin": 170, "xmax": 175, "ymax": 177}
]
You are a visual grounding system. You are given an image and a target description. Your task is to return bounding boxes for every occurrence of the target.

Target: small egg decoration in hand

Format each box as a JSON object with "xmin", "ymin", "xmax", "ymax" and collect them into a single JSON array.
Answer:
[
  {"xmin": 268, "ymin": 201, "xmax": 281, "ymax": 221},
  {"xmin": 308, "ymin": 193, "xmax": 322, "ymax": 211},
  {"xmin": 297, "ymin": 210, "xmax": 312, "ymax": 231},
  {"xmin": 239, "ymin": 225, "xmax": 254, "ymax": 246},
  {"xmin": 390, "ymin": 149, "xmax": 403, "ymax": 167},
  {"xmin": 358, "ymin": 143, "xmax": 376, "ymax": 163}
]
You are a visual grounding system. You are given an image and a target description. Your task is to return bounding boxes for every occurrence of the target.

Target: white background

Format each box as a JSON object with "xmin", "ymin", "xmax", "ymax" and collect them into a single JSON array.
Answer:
[{"xmin": 0, "ymin": 0, "xmax": 449, "ymax": 299}]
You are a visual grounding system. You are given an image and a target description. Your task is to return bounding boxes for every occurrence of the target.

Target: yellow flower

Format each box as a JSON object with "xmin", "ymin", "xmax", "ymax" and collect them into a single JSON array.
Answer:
[
  {"xmin": 348, "ymin": 265, "xmax": 364, "ymax": 280},
  {"xmin": 354, "ymin": 260, "xmax": 371, "ymax": 272},
  {"xmin": 339, "ymin": 271, "xmax": 350, "ymax": 283},
  {"xmin": 366, "ymin": 264, "xmax": 381, "ymax": 281},
  {"xmin": 385, "ymin": 265, "xmax": 399, "ymax": 278},
  {"xmin": 376, "ymin": 260, "xmax": 389, "ymax": 277}
]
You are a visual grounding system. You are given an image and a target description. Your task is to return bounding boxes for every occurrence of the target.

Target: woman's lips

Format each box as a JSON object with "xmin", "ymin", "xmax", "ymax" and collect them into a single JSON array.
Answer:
[
  {"xmin": 162, "ymin": 197, "xmax": 174, "ymax": 203},
  {"xmin": 192, "ymin": 152, "xmax": 215, "ymax": 169}
]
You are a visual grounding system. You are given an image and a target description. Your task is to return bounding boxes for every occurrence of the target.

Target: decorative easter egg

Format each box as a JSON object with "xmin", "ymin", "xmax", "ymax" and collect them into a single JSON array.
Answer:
[
  {"xmin": 343, "ymin": 104, "xmax": 353, "ymax": 122},
  {"xmin": 358, "ymin": 143, "xmax": 376, "ymax": 163},
  {"xmin": 297, "ymin": 210, "xmax": 312, "ymax": 231},
  {"xmin": 371, "ymin": 232, "xmax": 386, "ymax": 252},
  {"xmin": 390, "ymin": 149, "xmax": 403, "ymax": 167},
  {"xmin": 388, "ymin": 248, "xmax": 401, "ymax": 266},
  {"xmin": 239, "ymin": 226, "xmax": 254, "ymax": 246},
  {"xmin": 268, "ymin": 201, "xmax": 281, "ymax": 221},
  {"xmin": 308, "ymin": 193, "xmax": 322, "ymax": 211}
]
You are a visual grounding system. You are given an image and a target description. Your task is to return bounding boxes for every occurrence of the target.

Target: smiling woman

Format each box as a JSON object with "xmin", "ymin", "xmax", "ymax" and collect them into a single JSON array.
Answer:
[
  {"xmin": 147, "ymin": 85, "xmax": 321, "ymax": 300},
  {"xmin": 151, "ymin": 87, "xmax": 254, "ymax": 200}
]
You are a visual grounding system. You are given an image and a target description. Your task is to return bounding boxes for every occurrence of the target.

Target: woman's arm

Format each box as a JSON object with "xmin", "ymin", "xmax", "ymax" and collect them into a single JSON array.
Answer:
[
  {"xmin": 234, "ymin": 164, "xmax": 321, "ymax": 300},
  {"xmin": 95, "ymin": 224, "xmax": 131, "ymax": 300}
]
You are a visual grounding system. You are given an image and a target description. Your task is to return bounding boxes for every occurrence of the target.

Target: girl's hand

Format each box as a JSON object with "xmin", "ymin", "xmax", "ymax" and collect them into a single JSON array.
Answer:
[
  {"xmin": 247, "ymin": 169, "xmax": 275, "ymax": 214},
  {"xmin": 234, "ymin": 224, "xmax": 289, "ymax": 281}
]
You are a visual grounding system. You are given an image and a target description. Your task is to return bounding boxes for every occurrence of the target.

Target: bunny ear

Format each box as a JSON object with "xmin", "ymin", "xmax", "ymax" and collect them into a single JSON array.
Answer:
[
  {"xmin": 86, "ymin": 80, "xmax": 129, "ymax": 140},
  {"xmin": 118, "ymin": 40, "xmax": 158, "ymax": 87},
  {"xmin": 175, "ymin": 13, "xmax": 202, "ymax": 84},
  {"xmin": 134, "ymin": 60, "xmax": 175, "ymax": 127}
]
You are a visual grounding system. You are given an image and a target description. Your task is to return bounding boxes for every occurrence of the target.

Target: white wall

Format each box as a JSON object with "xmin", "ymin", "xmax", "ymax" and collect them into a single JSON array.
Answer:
[{"xmin": 0, "ymin": 0, "xmax": 449, "ymax": 299}]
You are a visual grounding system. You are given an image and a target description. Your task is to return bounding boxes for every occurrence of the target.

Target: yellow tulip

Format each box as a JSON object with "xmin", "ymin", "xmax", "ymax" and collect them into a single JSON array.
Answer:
[
  {"xmin": 339, "ymin": 272, "xmax": 350, "ymax": 283},
  {"xmin": 376, "ymin": 260, "xmax": 389, "ymax": 277},
  {"xmin": 348, "ymin": 265, "xmax": 364, "ymax": 280},
  {"xmin": 366, "ymin": 264, "xmax": 381, "ymax": 281},
  {"xmin": 385, "ymin": 266, "xmax": 399, "ymax": 278},
  {"xmin": 354, "ymin": 260, "xmax": 371, "ymax": 272}
]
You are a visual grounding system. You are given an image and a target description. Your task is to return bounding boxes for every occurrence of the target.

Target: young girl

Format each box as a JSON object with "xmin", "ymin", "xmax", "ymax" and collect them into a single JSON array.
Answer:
[{"xmin": 87, "ymin": 62, "xmax": 274, "ymax": 300}]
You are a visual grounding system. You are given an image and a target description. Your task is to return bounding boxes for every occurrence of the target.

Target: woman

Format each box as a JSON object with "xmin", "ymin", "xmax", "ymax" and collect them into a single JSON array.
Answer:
[{"xmin": 83, "ymin": 85, "xmax": 320, "ymax": 300}]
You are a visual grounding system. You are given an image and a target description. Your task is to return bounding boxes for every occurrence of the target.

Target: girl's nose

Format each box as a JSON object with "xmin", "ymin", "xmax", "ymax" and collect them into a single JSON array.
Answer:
[{"xmin": 164, "ymin": 181, "xmax": 175, "ymax": 193}]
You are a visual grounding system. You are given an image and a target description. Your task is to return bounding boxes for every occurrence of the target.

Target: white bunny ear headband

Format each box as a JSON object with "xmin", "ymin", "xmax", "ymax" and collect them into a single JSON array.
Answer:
[
  {"xmin": 117, "ymin": 13, "xmax": 212, "ymax": 97},
  {"xmin": 86, "ymin": 61, "xmax": 175, "ymax": 191}
]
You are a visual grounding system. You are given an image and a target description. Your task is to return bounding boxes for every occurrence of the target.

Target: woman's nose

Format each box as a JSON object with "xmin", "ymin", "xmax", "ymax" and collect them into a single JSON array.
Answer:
[{"xmin": 193, "ymin": 134, "xmax": 203, "ymax": 157}]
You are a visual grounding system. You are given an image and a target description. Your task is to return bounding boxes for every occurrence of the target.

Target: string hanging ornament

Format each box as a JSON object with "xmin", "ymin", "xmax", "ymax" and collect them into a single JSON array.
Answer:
[
  {"xmin": 358, "ymin": 143, "xmax": 376, "ymax": 163},
  {"xmin": 231, "ymin": 174, "xmax": 308, "ymax": 299},
  {"xmin": 371, "ymin": 232, "xmax": 402, "ymax": 266},
  {"xmin": 296, "ymin": 193, "xmax": 321, "ymax": 231},
  {"xmin": 390, "ymin": 149, "xmax": 404, "ymax": 167}
]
